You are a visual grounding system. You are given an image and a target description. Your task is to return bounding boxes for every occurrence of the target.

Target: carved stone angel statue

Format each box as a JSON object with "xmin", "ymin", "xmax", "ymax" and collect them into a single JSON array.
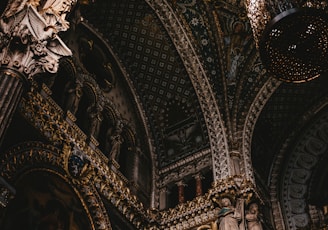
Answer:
[
  {"xmin": 108, "ymin": 120, "xmax": 124, "ymax": 160},
  {"xmin": 2, "ymin": 0, "xmax": 76, "ymax": 29},
  {"xmin": 86, "ymin": 104, "xmax": 102, "ymax": 138},
  {"xmin": 39, "ymin": 0, "xmax": 77, "ymax": 31},
  {"xmin": 63, "ymin": 80, "xmax": 82, "ymax": 115},
  {"xmin": 217, "ymin": 197, "xmax": 245, "ymax": 230},
  {"xmin": 245, "ymin": 203, "xmax": 263, "ymax": 230}
]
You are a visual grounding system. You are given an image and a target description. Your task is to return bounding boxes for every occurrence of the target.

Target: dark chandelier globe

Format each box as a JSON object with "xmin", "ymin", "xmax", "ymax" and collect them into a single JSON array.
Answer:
[{"xmin": 245, "ymin": 0, "xmax": 328, "ymax": 83}]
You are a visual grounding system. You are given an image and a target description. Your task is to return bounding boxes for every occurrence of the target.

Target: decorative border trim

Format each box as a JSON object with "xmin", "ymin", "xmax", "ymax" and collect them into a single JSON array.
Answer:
[
  {"xmin": 270, "ymin": 100, "xmax": 328, "ymax": 229},
  {"xmin": 242, "ymin": 77, "xmax": 280, "ymax": 182},
  {"xmin": 18, "ymin": 87, "xmax": 151, "ymax": 228},
  {"xmin": 145, "ymin": 0, "xmax": 230, "ymax": 181}
]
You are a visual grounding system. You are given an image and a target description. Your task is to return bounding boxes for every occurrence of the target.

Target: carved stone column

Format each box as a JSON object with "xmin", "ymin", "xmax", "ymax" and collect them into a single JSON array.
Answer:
[
  {"xmin": 194, "ymin": 173, "xmax": 204, "ymax": 197},
  {"xmin": 0, "ymin": 1, "xmax": 76, "ymax": 142},
  {"xmin": 0, "ymin": 70, "xmax": 25, "ymax": 140},
  {"xmin": 176, "ymin": 180, "xmax": 186, "ymax": 204},
  {"xmin": 230, "ymin": 150, "xmax": 241, "ymax": 175},
  {"xmin": 132, "ymin": 147, "xmax": 141, "ymax": 184},
  {"xmin": 0, "ymin": 1, "xmax": 76, "ymax": 208},
  {"xmin": 126, "ymin": 146, "xmax": 140, "ymax": 194},
  {"xmin": 159, "ymin": 187, "xmax": 168, "ymax": 210}
]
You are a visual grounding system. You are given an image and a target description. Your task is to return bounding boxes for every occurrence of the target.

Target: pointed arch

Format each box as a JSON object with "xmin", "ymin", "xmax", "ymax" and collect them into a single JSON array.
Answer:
[{"xmin": 145, "ymin": 0, "xmax": 229, "ymax": 180}]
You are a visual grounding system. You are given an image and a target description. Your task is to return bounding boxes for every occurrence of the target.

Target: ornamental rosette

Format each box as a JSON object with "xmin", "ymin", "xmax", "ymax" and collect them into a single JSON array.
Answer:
[{"xmin": 31, "ymin": 40, "xmax": 47, "ymax": 57}]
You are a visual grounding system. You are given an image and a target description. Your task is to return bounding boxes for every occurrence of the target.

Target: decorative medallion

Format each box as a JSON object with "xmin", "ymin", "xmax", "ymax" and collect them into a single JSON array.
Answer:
[{"xmin": 68, "ymin": 151, "xmax": 87, "ymax": 178}]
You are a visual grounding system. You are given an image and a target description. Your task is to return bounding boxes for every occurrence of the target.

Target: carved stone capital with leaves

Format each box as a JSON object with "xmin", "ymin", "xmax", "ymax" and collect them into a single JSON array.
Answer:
[{"xmin": 0, "ymin": 1, "xmax": 76, "ymax": 78}]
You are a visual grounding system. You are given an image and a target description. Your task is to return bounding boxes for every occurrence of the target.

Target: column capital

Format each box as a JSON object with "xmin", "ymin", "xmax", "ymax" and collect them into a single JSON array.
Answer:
[
  {"xmin": 193, "ymin": 172, "xmax": 204, "ymax": 180},
  {"xmin": 175, "ymin": 180, "xmax": 187, "ymax": 187},
  {"xmin": 229, "ymin": 149, "xmax": 241, "ymax": 158},
  {"xmin": 210, "ymin": 175, "xmax": 258, "ymax": 205},
  {"xmin": 159, "ymin": 186, "xmax": 167, "ymax": 193},
  {"xmin": 0, "ymin": 0, "xmax": 76, "ymax": 78}
]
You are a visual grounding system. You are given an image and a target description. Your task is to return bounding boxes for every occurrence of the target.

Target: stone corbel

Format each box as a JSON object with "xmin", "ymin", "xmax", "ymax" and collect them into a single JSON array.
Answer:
[{"xmin": 210, "ymin": 175, "xmax": 258, "ymax": 206}]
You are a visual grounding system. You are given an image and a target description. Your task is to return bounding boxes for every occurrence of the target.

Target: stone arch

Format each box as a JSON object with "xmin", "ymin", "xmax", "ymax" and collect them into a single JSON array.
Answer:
[
  {"xmin": 243, "ymin": 77, "xmax": 281, "ymax": 183},
  {"xmin": 269, "ymin": 105, "xmax": 328, "ymax": 229},
  {"xmin": 145, "ymin": 0, "xmax": 229, "ymax": 180},
  {"xmin": 0, "ymin": 141, "xmax": 112, "ymax": 230},
  {"xmin": 79, "ymin": 22, "xmax": 158, "ymax": 208},
  {"xmin": 98, "ymin": 105, "xmax": 120, "ymax": 154},
  {"xmin": 75, "ymin": 81, "xmax": 99, "ymax": 136},
  {"xmin": 280, "ymin": 112, "xmax": 328, "ymax": 229},
  {"xmin": 118, "ymin": 125, "xmax": 137, "ymax": 175},
  {"xmin": 78, "ymin": 37, "xmax": 116, "ymax": 93},
  {"xmin": 49, "ymin": 58, "xmax": 78, "ymax": 109},
  {"xmin": 117, "ymin": 125, "xmax": 153, "ymax": 207}
]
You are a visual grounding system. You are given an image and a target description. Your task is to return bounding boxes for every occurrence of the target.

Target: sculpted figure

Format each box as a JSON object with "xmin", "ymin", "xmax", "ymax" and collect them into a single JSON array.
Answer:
[
  {"xmin": 218, "ymin": 197, "xmax": 241, "ymax": 230},
  {"xmin": 245, "ymin": 203, "xmax": 263, "ymax": 230},
  {"xmin": 104, "ymin": 125, "xmax": 113, "ymax": 153},
  {"xmin": 40, "ymin": 0, "xmax": 77, "ymax": 31},
  {"xmin": 108, "ymin": 120, "xmax": 124, "ymax": 160},
  {"xmin": 87, "ymin": 105, "xmax": 102, "ymax": 138},
  {"xmin": 63, "ymin": 81, "xmax": 82, "ymax": 115}
]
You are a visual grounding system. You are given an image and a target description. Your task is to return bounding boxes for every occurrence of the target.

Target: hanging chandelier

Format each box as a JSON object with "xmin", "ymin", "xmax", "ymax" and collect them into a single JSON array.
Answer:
[{"xmin": 245, "ymin": 0, "xmax": 328, "ymax": 83}]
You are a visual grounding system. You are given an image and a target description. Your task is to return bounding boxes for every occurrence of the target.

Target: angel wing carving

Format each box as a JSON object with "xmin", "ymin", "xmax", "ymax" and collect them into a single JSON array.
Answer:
[{"xmin": 47, "ymin": 35, "xmax": 72, "ymax": 57}]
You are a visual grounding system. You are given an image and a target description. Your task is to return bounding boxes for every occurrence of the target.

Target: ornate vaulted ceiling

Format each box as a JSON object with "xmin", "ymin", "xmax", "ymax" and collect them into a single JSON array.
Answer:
[
  {"xmin": 0, "ymin": 0, "xmax": 326, "ymax": 192},
  {"xmin": 79, "ymin": 0, "xmax": 269, "ymax": 171},
  {"xmin": 78, "ymin": 0, "xmax": 328, "ymax": 184},
  {"xmin": 81, "ymin": 0, "xmax": 209, "ymax": 168},
  {"xmin": 1, "ymin": 0, "xmax": 328, "ymax": 229}
]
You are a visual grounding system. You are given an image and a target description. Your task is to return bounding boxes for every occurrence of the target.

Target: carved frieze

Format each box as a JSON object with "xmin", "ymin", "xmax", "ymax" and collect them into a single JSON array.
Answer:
[
  {"xmin": 281, "ymin": 114, "xmax": 328, "ymax": 229},
  {"xmin": 18, "ymin": 87, "xmax": 152, "ymax": 228},
  {"xmin": 242, "ymin": 78, "xmax": 280, "ymax": 182}
]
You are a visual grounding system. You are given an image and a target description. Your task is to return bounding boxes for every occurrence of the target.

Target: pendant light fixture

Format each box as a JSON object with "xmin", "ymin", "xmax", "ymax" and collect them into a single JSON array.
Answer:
[{"xmin": 245, "ymin": 0, "xmax": 328, "ymax": 82}]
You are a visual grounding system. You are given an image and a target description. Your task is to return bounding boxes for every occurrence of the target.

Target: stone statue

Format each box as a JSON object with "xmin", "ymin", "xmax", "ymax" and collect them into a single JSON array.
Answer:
[
  {"xmin": 63, "ymin": 80, "xmax": 82, "ymax": 115},
  {"xmin": 217, "ymin": 197, "xmax": 242, "ymax": 230},
  {"xmin": 104, "ymin": 125, "xmax": 113, "ymax": 153},
  {"xmin": 245, "ymin": 203, "xmax": 263, "ymax": 230},
  {"xmin": 39, "ymin": 0, "xmax": 77, "ymax": 31},
  {"xmin": 87, "ymin": 105, "xmax": 102, "ymax": 138},
  {"xmin": 108, "ymin": 120, "xmax": 124, "ymax": 160},
  {"xmin": 196, "ymin": 222, "xmax": 219, "ymax": 230}
]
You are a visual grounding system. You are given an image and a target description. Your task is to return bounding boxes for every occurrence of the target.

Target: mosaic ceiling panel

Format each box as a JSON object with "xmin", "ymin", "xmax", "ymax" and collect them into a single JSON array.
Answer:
[
  {"xmin": 80, "ymin": 0, "xmax": 328, "ymax": 177},
  {"xmin": 82, "ymin": 0, "xmax": 209, "ymax": 168},
  {"xmin": 175, "ymin": 0, "xmax": 269, "ymax": 141}
]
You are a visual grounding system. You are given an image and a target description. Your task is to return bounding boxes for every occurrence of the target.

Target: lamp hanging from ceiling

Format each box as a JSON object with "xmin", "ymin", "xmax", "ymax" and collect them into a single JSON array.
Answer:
[{"xmin": 245, "ymin": 0, "xmax": 328, "ymax": 83}]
